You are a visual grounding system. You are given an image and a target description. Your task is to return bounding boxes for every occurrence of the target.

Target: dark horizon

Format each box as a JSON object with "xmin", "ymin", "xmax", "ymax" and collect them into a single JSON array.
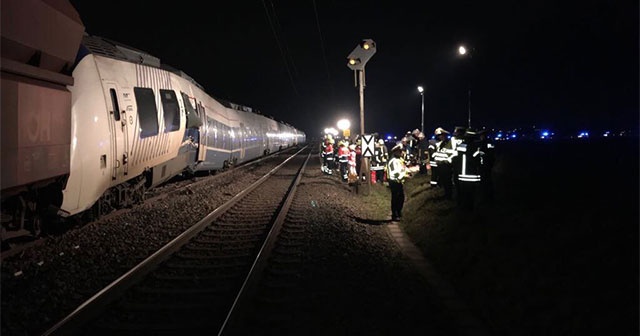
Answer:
[{"xmin": 68, "ymin": 1, "xmax": 639, "ymax": 138}]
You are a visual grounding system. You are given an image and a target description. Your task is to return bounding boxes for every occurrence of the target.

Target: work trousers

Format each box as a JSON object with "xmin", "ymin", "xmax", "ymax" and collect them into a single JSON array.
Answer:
[
  {"xmin": 389, "ymin": 180, "xmax": 405, "ymax": 219},
  {"xmin": 438, "ymin": 164, "xmax": 453, "ymax": 199}
]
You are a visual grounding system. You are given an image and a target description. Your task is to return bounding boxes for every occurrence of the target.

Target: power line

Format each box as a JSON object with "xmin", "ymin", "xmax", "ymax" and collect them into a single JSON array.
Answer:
[
  {"xmin": 312, "ymin": 0, "xmax": 334, "ymax": 99},
  {"xmin": 269, "ymin": 1, "xmax": 299, "ymax": 78},
  {"xmin": 262, "ymin": 0, "xmax": 299, "ymax": 95}
]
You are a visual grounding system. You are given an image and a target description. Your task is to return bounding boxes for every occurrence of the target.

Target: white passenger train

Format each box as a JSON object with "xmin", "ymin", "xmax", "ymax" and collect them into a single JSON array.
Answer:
[
  {"xmin": 1, "ymin": 0, "xmax": 305, "ymax": 244},
  {"xmin": 63, "ymin": 34, "xmax": 305, "ymax": 218}
]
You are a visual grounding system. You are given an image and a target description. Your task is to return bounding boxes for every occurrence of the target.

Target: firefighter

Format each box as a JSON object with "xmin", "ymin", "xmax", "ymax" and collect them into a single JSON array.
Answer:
[
  {"xmin": 432, "ymin": 127, "xmax": 456, "ymax": 200},
  {"xmin": 427, "ymin": 137, "xmax": 439, "ymax": 187},
  {"xmin": 451, "ymin": 126, "xmax": 466, "ymax": 199},
  {"xmin": 387, "ymin": 144, "xmax": 408, "ymax": 221},
  {"xmin": 453, "ymin": 129, "xmax": 484, "ymax": 211},
  {"xmin": 337, "ymin": 140, "xmax": 350, "ymax": 181},
  {"xmin": 347, "ymin": 143, "xmax": 358, "ymax": 184},
  {"xmin": 414, "ymin": 130, "xmax": 428, "ymax": 174},
  {"xmin": 371, "ymin": 139, "xmax": 388, "ymax": 184},
  {"xmin": 321, "ymin": 138, "xmax": 334, "ymax": 175}
]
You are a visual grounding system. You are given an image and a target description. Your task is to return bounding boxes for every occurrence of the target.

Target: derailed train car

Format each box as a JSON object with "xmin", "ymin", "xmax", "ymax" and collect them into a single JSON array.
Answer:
[{"xmin": 1, "ymin": 1, "xmax": 305, "ymax": 245}]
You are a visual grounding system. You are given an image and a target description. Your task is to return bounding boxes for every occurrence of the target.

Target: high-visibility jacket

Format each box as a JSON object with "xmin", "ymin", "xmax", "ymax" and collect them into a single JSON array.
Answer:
[
  {"xmin": 322, "ymin": 143, "xmax": 334, "ymax": 159},
  {"xmin": 387, "ymin": 157, "xmax": 407, "ymax": 183},
  {"xmin": 338, "ymin": 146, "xmax": 350, "ymax": 163},
  {"xmin": 433, "ymin": 139, "xmax": 456, "ymax": 165},
  {"xmin": 428, "ymin": 142, "xmax": 438, "ymax": 167},
  {"xmin": 455, "ymin": 140, "xmax": 483, "ymax": 182},
  {"xmin": 371, "ymin": 145, "xmax": 388, "ymax": 171}
]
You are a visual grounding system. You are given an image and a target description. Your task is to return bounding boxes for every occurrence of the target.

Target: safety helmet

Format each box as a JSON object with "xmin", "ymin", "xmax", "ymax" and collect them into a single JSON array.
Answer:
[{"xmin": 434, "ymin": 127, "xmax": 449, "ymax": 135}]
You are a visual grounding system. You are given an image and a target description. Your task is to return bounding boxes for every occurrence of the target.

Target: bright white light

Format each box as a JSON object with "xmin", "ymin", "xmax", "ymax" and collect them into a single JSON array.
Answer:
[
  {"xmin": 337, "ymin": 119, "xmax": 350, "ymax": 131},
  {"xmin": 458, "ymin": 46, "xmax": 467, "ymax": 55},
  {"xmin": 325, "ymin": 127, "xmax": 338, "ymax": 136},
  {"xmin": 417, "ymin": 86, "xmax": 424, "ymax": 93}
]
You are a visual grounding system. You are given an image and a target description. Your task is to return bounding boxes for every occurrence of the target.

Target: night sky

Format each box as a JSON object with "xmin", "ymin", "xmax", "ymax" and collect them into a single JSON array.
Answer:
[{"xmin": 68, "ymin": 0, "xmax": 638, "ymax": 138}]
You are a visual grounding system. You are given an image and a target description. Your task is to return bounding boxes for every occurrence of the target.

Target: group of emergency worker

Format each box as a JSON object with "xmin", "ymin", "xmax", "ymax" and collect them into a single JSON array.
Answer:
[
  {"xmin": 428, "ymin": 126, "xmax": 495, "ymax": 210},
  {"xmin": 320, "ymin": 125, "xmax": 495, "ymax": 219},
  {"xmin": 320, "ymin": 134, "xmax": 390, "ymax": 184}
]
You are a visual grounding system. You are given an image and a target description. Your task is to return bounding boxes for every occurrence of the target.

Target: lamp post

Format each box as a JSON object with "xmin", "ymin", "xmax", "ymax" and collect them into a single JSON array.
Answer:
[
  {"xmin": 347, "ymin": 39, "xmax": 377, "ymax": 192},
  {"xmin": 337, "ymin": 118, "xmax": 350, "ymax": 139},
  {"xmin": 458, "ymin": 45, "xmax": 472, "ymax": 129},
  {"xmin": 417, "ymin": 86, "xmax": 425, "ymax": 133}
]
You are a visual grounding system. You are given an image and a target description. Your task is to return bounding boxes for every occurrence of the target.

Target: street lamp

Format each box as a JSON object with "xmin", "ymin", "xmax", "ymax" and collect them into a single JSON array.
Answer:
[
  {"xmin": 417, "ymin": 86, "xmax": 424, "ymax": 133},
  {"xmin": 458, "ymin": 44, "xmax": 472, "ymax": 129},
  {"xmin": 337, "ymin": 119, "xmax": 350, "ymax": 139}
]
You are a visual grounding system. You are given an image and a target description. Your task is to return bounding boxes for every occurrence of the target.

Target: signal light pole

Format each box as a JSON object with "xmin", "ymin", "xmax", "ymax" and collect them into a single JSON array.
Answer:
[{"xmin": 347, "ymin": 39, "xmax": 376, "ymax": 193}]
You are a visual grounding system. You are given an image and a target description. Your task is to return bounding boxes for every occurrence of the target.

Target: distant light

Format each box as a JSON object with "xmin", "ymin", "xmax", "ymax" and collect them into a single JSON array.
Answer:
[
  {"xmin": 603, "ymin": 131, "xmax": 610, "ymax": 137},
  {"xmin": 337, "ymin": 119, "xmax": 350, "ymax": 131},
  {"xmin": 578, "ymin": 131, "xmax": 589, "ymax": 138},
  {"xmin": 542, "ymin": 131, "xmax": 549, "ymax": 137},
  {"xmin": 325, "ymin": 127, "xmax": 338, "ymax": 136},
  {"xmin": 417, "ymin": 86, "xmax": 424, "ymax": 93},
  {"xmin": 458, "ymin": 46, "xmax": 467, "ymax": 55},
  {"xmin": 511, "ymin": 134, "xmax": 516, "ymax": 138},
  {"xmin": 386, "ymin": 135, "xmax": 393, "ymax": 140}
]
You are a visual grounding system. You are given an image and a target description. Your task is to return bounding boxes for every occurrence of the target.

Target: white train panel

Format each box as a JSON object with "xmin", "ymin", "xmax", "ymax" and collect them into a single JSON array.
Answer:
[{"xmin": 61, "ymin": 54, "xmax": 188, "ymax": 216}]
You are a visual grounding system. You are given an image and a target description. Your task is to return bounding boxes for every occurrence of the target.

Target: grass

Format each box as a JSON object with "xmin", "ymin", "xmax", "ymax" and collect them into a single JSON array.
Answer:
[{"xmin": 364, "ymin": 139, "xmax": 639, "ymax": 336}]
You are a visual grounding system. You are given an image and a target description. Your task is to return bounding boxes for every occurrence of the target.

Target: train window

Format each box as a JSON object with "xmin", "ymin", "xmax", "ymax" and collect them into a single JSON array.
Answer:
[
  {"xmin": 134, "ymin": 87, "xmax": 159, "ymax": 138},
  {"xmin": 109, "ymin": 89, "xmax": 121, "ymax": 121},
  {"xmin": 160, "ymin": 89, "xmax": 180, "ymax": 133}
]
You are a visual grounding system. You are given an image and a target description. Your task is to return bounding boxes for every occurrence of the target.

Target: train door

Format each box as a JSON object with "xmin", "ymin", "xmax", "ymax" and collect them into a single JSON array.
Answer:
[
  {"xmin": 106, "ymin": 83, "xmax": 129, "ymax": 180},
  {"xmin": 196, "ymin": 102, "xmax": 207, "ymax": 162}
]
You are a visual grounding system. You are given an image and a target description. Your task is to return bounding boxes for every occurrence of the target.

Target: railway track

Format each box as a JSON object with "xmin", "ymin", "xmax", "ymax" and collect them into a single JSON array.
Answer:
[
  {"xmin": 0, "ymin": 148, "xmax": 296, "ymax": 261},
  {"xmin": 42, "ymin": 146, "xmax": 311, "ymax": 335}
]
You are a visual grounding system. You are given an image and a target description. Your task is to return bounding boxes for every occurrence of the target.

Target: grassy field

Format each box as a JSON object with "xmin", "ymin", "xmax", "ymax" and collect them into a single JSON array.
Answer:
[{"xmin": 366, "ymin": 137, "xmax": 639, "ymax": 336}]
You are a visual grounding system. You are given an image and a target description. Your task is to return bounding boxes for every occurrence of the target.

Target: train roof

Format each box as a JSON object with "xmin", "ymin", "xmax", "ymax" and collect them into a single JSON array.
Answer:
[
  {"xmin": 79, "ymin": 34, "xmax": 298, "ymax": 131},
  {"xmin": 80, "ymin": 34, "xmax": 204, "ymax": 91}
]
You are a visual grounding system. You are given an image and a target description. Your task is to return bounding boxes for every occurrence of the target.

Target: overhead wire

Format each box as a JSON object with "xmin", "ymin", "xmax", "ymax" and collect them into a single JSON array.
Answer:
[
  {"xmin": 262, "ymin": 0, "xmax": 299, "ymax": 95},
  {"xmin": 312, "ymin": 0, "xmax": 335, "ymax": 99},
  {"xmin": 269, "ymin": 1, "xmax": 299, "ymax": 78}
]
